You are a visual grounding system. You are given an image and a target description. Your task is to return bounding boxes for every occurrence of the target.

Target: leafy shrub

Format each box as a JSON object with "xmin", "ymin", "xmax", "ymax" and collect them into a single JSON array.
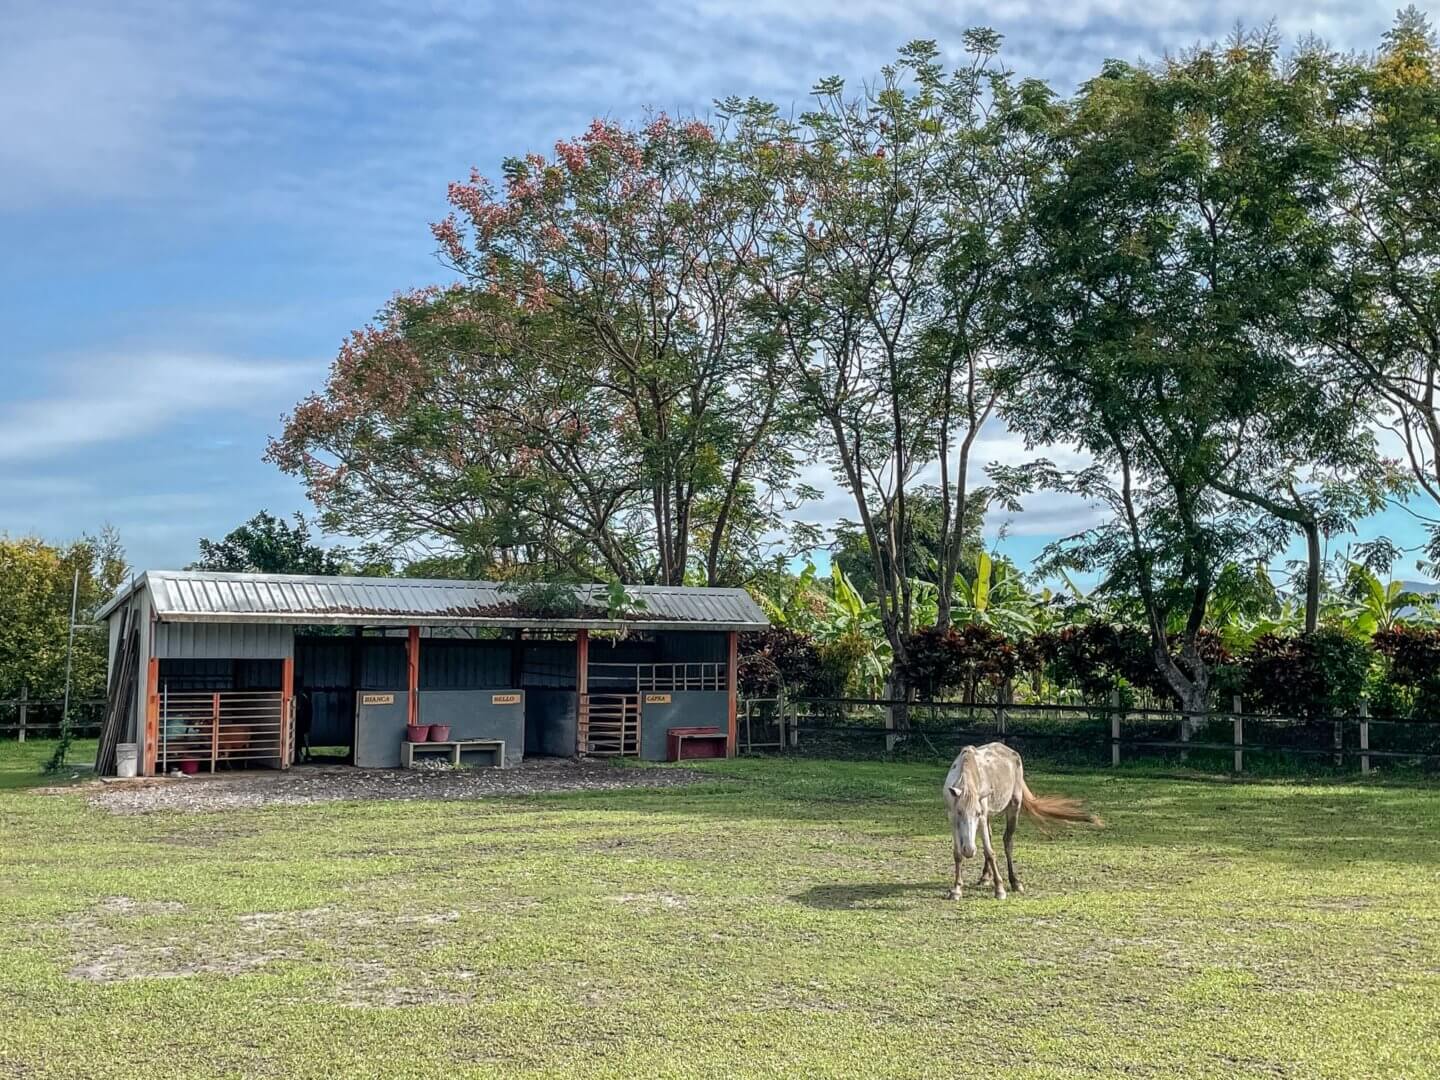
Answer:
[
  {"xmin": 1371, "ymin": 626, "xmax": 1440, "ymax": 719},
  {"xmin": 899, "ymin": 625, "xmax": 1020, "ymax": 698},
  {"xmin": 1023, "ymin": 623, "xmax": 1155, "ymax": 698},
  {"xmin": 1023, "ymin": 622, "xmax": 1232, "ymax": 703},
  {"xmin": 738, "ymin": 628, "xmax": 825, "ymax": 697},
  {"xmin": 815, "ymin": 630, "xmax": 876, "ymax": 697},
  {"xmin": 1242, "ymin": 629, "xmax": 1370, "ymax": 719},
  {"xmin": 1372, "ymin": 626, "xmax": 1440, "ymax": 686}
]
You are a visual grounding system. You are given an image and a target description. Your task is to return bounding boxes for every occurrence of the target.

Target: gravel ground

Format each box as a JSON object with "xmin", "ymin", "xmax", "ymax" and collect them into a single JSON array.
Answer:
[{"xmin": 82, "ymin": 758, "xmax": 714, "ymax": 815}]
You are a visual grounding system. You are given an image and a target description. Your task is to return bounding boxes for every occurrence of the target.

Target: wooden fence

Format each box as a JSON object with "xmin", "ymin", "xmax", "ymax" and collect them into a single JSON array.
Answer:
[
  {"xmin": 738, "ymin": 695, "xmax": 1440, "ymax": 775},
  {"xmin": 0, "ymin": 691, "xmax": 106, "ymax": 742}
]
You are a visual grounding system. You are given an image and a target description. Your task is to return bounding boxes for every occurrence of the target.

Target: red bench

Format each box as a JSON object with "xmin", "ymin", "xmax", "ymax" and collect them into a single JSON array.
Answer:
[{"xmin": 667, "ymin": 726, "xmax": 728, "ymax": 761}]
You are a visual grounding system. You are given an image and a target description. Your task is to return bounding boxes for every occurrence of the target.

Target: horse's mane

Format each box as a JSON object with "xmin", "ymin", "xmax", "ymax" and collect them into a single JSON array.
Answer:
[{"xmin": 955, "ymin": 746, "xmax": 982, "ymax": 793}]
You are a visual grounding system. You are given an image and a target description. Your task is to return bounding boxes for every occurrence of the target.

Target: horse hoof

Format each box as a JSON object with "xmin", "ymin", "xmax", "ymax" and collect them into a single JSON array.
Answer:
[
  {"xmin": 995, "ymin": 889, "xmax": 1007, "ymax": 901},
  {"xmin": 1013, "ymin": 882, "xmax": 1025, "ymax": 894},
  {"xmin": 947, "ymin": 888, "xmax": 963, "ymax": 901}
]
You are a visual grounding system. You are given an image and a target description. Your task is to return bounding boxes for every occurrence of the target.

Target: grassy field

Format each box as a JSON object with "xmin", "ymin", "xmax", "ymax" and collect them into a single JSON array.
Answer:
[{"xmin": 1, "ymin": 742, "xmax": 1438, "ymax": 1079}]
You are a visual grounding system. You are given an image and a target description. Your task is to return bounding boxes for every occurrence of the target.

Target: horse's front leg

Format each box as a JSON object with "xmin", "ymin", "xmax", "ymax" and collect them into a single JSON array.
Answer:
[
  {"xmin": 976, "ymin": 846, "xmax": 996, "ymax": 886},
  {"xmin": 948, "ymin": 835, "xmax": 964, "ymax": 901},
  {"xmin": 980, "ymin": 815, "xmax": 1005, "ymax": 899}
]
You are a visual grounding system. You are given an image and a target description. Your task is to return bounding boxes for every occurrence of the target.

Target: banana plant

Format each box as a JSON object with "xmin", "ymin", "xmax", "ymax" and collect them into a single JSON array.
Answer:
[
  {"xmin": 951, "ymin": 551, "xmax": 1037, "ymax": 637},
  {"xmin": 1219, "ymin": 599, "xmax": 1305, "ymax": 651},
  {"xmin": 1329, "ymin": 562, "xmax": 1434, "ymax": 637},
  {"xmin": 816, "ymin": 566, "xmax": 893, "ymax": 696},
  {"xmin": 753, "ymin": 562, "xmax": 822, "ymax": 630}
]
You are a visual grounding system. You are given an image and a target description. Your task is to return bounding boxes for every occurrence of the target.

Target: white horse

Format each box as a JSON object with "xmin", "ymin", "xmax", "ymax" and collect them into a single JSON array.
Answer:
[{"xmin": 942, "ymin": 742, "xmax": 1101, "ymax": 900}]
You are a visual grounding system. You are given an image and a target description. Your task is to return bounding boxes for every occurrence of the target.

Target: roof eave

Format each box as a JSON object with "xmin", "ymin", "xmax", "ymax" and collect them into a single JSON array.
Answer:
[
  {"xmin": 152, "ymin": 611, "xmax": 766, "ymax": 632},
  {"xmin": 95, "ymin": 573, "xmax": 149, "ymax": 622}
]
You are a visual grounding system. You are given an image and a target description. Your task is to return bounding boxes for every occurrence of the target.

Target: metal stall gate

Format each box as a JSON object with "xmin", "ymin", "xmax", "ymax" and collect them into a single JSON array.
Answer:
[{"xmin": 159, "ymin": 688, "xmax": 292, "ymax": 773}]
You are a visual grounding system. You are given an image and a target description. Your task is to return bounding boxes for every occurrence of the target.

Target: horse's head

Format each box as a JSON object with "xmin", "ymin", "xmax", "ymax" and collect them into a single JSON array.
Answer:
[{"xmin": 947, "ymin": 754, "xmax": 984, "ymax": 858}]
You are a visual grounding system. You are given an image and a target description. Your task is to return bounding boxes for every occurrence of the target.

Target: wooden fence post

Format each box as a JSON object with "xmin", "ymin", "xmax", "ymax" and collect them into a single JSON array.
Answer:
[
  {"xmin": 1333, "ymin": 715, "xmax": 1344, "ymax": 768},
  {"xmin": 1232, "ymin": 694, "xmax": 1244, "ymax": 775},
  {"xmin": 16, "ymin": 685, "xmax": 27, "ymax": 743},
  {"xmin": 997, "ymin": 680, "xmax": 1010, "ymax": 737},
  {"xmin": 1109, "ymin": 689, "xmax": 1121, "ymax": 767},
  {"xmin": 1359, "ymin": 700, "xmax": 1370, "ymax": 776}
]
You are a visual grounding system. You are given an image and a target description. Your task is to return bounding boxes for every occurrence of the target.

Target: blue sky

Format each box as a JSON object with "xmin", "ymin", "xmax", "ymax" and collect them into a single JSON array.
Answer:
[{"xmin": 0, "ymin": 0, "xmax": 1426, "ymax": 580}]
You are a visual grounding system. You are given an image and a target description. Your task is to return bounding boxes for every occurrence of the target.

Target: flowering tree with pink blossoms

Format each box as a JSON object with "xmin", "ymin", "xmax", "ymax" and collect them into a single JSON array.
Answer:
[{"xmin": 272, "ymin": 117, "xmax": 809, "ymax": 584}]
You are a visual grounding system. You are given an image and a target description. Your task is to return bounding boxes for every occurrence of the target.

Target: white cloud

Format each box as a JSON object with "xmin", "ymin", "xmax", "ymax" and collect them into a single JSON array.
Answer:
[{"xmin": 0, "ymin": 352, "xmax": 306, "ymax": 463}]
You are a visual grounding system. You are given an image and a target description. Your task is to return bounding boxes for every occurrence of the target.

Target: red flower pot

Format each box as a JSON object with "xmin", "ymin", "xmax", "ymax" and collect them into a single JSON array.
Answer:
[
  {"xmin": 427, "ymin": 724, "xmax": 451, "ymax": 742},
  {"xmin": 406, "ymin": 724, "xmax": 429, "ymax": 743},
  {"xmin": 178, "ymin": 759, "xmax": 199, "ymax": 775}
]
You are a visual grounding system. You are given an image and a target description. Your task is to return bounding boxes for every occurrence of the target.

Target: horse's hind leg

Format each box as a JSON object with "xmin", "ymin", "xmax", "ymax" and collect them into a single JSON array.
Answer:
[
  {"xmin": 1004, "ymin": 805, "xmax": 1024, "ymax": 894},
  {"xmin": 980, "ymin": 816, "xmax": 1005, "ymax": 900}
]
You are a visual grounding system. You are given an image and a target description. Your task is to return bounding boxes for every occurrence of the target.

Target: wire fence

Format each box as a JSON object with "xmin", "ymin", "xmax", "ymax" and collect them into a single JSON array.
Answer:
[{"xmin": 738, "ymin": 695, "xmax": 1440, "ymax": 775}]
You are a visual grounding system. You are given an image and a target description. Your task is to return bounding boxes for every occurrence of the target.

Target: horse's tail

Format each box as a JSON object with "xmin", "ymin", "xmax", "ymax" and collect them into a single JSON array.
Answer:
[{"xmin": 1021, "ymin": 781, "xmax": 1102, "ymax": 827}]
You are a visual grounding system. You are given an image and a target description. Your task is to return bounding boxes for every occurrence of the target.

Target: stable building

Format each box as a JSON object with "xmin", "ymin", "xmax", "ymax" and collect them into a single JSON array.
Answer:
[{"xmin": 97, "ymin": 570, "xmax": 766, "ymax": 776}]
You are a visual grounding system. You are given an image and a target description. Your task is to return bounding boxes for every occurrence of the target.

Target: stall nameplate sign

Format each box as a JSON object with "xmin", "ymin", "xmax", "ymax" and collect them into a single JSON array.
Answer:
[
  {"xmin": 644, "ymin": 693, "xmax": 672, "ymax": 704},
  {"xmin": 492, "ymin": 693, "xmax": 522, "ymax": 705},
  {"xmin": 360, "ymin": 693, "xmax": 394, "ymax": 706}
]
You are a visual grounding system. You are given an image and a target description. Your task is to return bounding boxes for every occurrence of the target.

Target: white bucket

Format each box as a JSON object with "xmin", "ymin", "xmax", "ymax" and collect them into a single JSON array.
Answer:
[{"xmin": 115, "ymin": 743, "xmax": 139, "ymax": 779}]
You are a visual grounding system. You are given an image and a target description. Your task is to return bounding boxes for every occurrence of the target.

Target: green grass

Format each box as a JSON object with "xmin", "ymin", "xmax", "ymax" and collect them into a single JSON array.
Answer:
[
  {"xmin": 1, "ymin": 743, "xmax": 1438, "ymax": 1078},
  {"xmin": 0, "ymin": 738, "xmax": 96, "ymax": 789}
]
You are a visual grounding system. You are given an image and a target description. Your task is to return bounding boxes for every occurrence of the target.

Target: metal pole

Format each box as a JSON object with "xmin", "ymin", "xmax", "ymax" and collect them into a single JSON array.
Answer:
[{"xmin": 58, "ymin": 569, "xmax": 81, "ymax": 755}]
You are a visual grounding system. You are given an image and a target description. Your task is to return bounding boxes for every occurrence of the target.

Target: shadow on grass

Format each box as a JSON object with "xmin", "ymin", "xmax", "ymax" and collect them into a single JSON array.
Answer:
[{"xmin": 792, "ymin": 881, "xmax": 943, "ymax": 910}]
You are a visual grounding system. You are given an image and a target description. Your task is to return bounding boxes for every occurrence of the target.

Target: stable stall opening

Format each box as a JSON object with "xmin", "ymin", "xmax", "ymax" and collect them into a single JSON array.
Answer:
[
  {"xmin": 579, "ymin": 632, "xmax": 732, "ymax": 759},
  {"xmin": 294, "ymin": 633, "xmax": 365, "ymax": 763},
  {"xmin": 157, "ymin": 658, "xmax": 288, "ymax": 773},
  {"xmin": 519, "ymin": 633, "xmax": 580, "ymax": 758}
]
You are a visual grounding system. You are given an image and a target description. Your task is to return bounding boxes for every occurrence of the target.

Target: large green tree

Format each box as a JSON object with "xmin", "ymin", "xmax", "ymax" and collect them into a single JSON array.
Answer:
[
  {"xmin": 0, "ymin": 531, "xmax": 128, "ymax": 702},
  {"xmin": 725, "ymin": 33, "xmax": 1047, "ymax": 693},
  {"xmin": 1001, "ymin": 33, "xmax": 1350, "ymax": 716},
  {"xmin": 190, "ymin": 512, "xmax": 387, "ymax": 576},
  {"xmin": 1322, "ymin": 9, "xmax": 1440, "ymax": 563}
]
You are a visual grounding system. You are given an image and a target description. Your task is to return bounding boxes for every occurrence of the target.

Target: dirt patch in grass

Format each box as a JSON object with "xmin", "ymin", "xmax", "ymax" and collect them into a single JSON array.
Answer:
[
  {"xmin": 61, "ymin": 899, "xmax": 478, "ymax": 1004},
  {"xmin": 79, "ymin": 758, "xmax": 713, "ymax": 814}
]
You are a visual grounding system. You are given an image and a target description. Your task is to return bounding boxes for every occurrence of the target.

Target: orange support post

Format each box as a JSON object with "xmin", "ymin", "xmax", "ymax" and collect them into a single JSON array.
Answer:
[
  {"xmin": 726, "ymin": 630, "xmax": 739, "ymax": 757},
  {"xmin": 143, "ymin": 656, "xmax": 159, "ymax": 776},
  {"xmin": 406, "ymin": 626, "xmax": 421, "ymax": 728},
  {"xmin": 280, "ymin": 656, "xmax": 295, "ymax": 768},
  {"xmin": 575, "ymin": 629, "xmax": 590, "ymax": 755}
]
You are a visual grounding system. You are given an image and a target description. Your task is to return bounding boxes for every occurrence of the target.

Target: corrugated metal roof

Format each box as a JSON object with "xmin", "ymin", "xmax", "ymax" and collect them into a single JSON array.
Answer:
[{"xmin": 98, "ymin": 570, "xmax": 769, "ymax": 631}]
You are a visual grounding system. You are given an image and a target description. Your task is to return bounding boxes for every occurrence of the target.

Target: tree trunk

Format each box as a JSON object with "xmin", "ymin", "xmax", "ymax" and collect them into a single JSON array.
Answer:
[{"xmin": 1301, "ymin": 517, "xmax": 1321, "ymax": 634}]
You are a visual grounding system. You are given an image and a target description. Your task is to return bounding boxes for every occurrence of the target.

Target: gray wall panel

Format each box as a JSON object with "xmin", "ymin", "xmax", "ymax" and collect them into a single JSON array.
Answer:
[
  {"xmin": 155, "ymin": 621, "xmax": 293, "ymax": 660},
  {"xmin": 354, "ymin": 692, "xmax": 410, "ymax": 768},
  {"xmin": 418, "ymin": 690, "xmax": 525, "ymax": 765},
  {"xmin": 639, "ymin": 691, "xmax": 728, "ymax": 761}
]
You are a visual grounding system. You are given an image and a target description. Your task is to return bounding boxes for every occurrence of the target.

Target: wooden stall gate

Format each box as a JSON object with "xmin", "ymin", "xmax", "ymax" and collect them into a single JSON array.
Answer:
[
  {"xmin": 578, "ymin": 694, "xmax": 641, "ymax": 757},
  {"xmin": 158, "ymin": 688, "xmax": 292, "ymax": 773}
]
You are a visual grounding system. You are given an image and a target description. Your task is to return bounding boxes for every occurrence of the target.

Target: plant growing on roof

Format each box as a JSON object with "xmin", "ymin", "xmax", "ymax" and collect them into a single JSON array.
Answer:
[
  {"xmin": 498, "ymin": 580, "xmax": 585, "ymax": 619},
  {"xmin": 603, "ymin": 582, "xmax": 648, "ymax": 621}
]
